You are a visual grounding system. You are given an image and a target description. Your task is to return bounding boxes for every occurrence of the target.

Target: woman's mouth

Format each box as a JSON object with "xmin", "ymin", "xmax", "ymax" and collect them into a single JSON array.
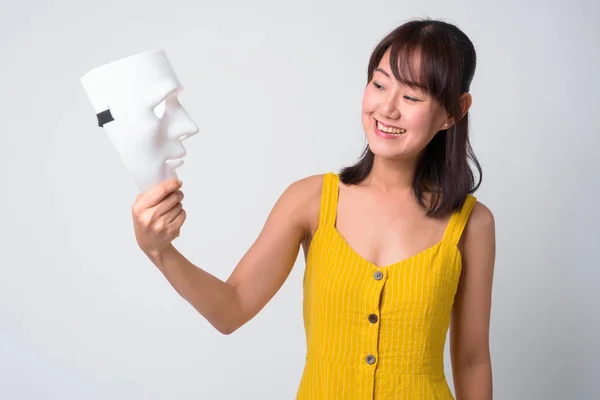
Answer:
[{"xmin": 374, "ymin": 119, "xmax": 406, "ymax": 138}]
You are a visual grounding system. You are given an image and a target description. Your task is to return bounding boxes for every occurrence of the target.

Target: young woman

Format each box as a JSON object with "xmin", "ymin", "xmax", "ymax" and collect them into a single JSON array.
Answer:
[{"xmin": 132, "ymin": 18, "xmax": 495, "ymax": 400}]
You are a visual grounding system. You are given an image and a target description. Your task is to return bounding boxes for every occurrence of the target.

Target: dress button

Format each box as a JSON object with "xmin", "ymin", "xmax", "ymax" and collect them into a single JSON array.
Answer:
[
  {"xmin": 368, "ymin": 313, "xmax": 378, "ymax": 323},
  {"xmin": 373, "ymin": 270, "xmax": 383, "ymax": 280},
  {"xmin": 366, "ymin": 354, "xmax": 376, "ymax": 365}
]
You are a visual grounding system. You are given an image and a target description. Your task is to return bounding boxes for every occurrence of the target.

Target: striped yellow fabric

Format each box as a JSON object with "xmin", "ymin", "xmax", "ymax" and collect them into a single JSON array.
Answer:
[{"xmin": 296, "ymin": 172, "xmax": 477, "ymax": 399}]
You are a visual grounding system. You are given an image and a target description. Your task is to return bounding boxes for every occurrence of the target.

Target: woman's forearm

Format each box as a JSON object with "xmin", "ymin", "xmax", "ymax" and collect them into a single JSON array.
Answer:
[{"xmin": 148, "ymin": 244, "xmax": 243, "ymax": 335}]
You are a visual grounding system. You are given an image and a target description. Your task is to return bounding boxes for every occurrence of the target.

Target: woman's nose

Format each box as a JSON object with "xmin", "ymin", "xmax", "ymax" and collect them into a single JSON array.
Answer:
[{"xmin": 380, "ymin": 94, "xmax": 401, "ymax": 120}]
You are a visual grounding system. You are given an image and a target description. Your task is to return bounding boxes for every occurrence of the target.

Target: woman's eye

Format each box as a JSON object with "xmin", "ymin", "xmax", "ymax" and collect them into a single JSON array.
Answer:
[
  {"xmin": 404, "ymin": 96, "xmax": 419, "ymax": 102},
  {"xmin": 372, "ymin": 82, "xmax": 384, "ymax": 90}
]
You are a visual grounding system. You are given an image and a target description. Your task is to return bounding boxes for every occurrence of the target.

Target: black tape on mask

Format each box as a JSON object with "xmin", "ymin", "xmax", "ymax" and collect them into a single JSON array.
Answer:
[{"xmin": 97, "ymin": 109, "xmax": 114, "ymax": 127}]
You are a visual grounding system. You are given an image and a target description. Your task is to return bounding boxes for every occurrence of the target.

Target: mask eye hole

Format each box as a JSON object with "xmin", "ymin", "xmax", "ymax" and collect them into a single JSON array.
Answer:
[{"xmin": 154, "ymin": 100, "xmax": 166, "ymax": 118}]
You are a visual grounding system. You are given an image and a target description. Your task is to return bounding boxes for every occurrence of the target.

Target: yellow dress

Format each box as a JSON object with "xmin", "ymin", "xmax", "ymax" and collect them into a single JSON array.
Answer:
[{"xmin": 296, "ymin": 172, "xmax": 477, "ymax": 399}]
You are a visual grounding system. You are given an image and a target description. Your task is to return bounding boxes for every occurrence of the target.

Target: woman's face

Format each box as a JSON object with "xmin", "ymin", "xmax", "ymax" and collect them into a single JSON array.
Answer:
[{"xmin": 361, "ymin": 48, "xmax": 450, "ymax": 161}]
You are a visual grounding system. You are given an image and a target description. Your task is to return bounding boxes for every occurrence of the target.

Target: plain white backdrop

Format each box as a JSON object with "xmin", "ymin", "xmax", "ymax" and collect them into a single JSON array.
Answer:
[{"xmin": 1, "ymin": 0, "xmax": 598, "ymax": 399}]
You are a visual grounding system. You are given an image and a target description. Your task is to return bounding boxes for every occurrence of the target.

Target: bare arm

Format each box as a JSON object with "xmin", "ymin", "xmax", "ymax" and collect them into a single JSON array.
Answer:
[
  {"xmin": 148, "ymin": 175, "xmax": 318, "ymax": 335},
  {"xmin": 450, "ymin": 201, "xmax": 496, "ymax": 399}
]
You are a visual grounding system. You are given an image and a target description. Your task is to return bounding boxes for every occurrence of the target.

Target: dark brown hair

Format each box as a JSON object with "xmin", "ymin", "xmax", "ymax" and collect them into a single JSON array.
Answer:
[{"xmin": 338, "ymin": 18, "xmax": 482, "ymax": 218}]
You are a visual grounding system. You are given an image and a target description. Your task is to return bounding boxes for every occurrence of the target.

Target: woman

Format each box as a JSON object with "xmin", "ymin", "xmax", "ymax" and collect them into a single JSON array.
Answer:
[{"xmin": 132, "ymin": 18, "xmax": 495, "ymax": 399}]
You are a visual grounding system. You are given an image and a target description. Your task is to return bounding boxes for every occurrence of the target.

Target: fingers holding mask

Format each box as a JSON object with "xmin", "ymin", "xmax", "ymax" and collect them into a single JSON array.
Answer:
[
  {"xmin": 142, "ymin": 179, "xmax": 183, "ymax": 209},
  {"xmin": 164, "ymin": 201, "xmax": 184, "ymax": 224},
  {"xmin": 131, "ymin": 178, "xmax": 188, "ymax": 256},
  {"xmin": 156, "ymin": 189, "xmax": 184, "ymax": 217}
]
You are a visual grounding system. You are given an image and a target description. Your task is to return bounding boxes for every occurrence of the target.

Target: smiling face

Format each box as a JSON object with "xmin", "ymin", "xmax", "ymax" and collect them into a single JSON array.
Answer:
[{"xmin": 361, "ymin": 48, "xmax": 451, "ymax": 161}]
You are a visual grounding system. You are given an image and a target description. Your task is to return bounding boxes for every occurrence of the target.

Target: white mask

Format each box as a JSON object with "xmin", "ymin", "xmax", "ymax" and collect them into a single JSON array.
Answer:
[{"xmin": 80, "ymin": 49, "xmax": 199, "ymax": 192}]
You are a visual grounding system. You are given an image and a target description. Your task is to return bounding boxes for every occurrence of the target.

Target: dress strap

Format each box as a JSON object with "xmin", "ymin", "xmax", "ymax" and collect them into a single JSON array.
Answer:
[
  {"xmin": 442, "ymin": 194, "xmax": 478, "ymax": 247},
  {"xmin": 318, "ymin": 172, "xmax": 339, "ymax": 228}
]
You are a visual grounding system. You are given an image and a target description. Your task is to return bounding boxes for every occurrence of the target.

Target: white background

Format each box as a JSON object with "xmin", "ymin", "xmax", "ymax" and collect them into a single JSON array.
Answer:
[{"xmin": 1, "ymin": 0, "xmax": 598, "ymax": 398}]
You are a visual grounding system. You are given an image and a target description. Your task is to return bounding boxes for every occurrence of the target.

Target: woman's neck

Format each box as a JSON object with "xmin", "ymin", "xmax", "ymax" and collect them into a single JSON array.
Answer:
[{"xmin": 362, "ymin": 155, "xmax": 418, "ymax": 196}]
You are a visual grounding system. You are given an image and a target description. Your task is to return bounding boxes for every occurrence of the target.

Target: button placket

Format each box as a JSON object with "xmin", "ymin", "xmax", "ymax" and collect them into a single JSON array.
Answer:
[
  {"xmin": 370, "ymin": 269, "xmax": 385, "ymax": 326},
  {"xmin": 366, "ymin": 268, "xmax": 386, "ymax": 368}
]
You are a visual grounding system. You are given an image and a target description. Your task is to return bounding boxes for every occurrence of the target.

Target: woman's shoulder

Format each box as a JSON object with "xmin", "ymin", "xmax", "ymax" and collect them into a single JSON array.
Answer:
[
  {"xmin": 458, "ymin": 197, "xmax": 495, "ymax": 250},
  {"xmin": 285, "ymin": 172, "xmax": 330, "ymax": 195},
  {"xmin": 281, "ymin": 173, "xmax": 330, "ymax": 233},
  {"xmin": 466, "ymin": 198, "xmax": 494, "ymax": 231},
  {"xmin": 283, "ymin": 172, "xmax": 328, "ymax": 206}
]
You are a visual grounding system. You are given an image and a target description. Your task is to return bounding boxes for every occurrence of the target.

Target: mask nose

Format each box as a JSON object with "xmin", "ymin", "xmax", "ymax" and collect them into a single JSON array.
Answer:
[{"xmin": 170, "ymin": 106, "xmax": 199, "ymax": 141}]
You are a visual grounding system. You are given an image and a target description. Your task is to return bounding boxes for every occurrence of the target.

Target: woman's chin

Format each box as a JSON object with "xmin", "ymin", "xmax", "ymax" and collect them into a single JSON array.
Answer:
[{"xmin": 367, "ymin": 138, "xmax": 404, "ymax": 159}]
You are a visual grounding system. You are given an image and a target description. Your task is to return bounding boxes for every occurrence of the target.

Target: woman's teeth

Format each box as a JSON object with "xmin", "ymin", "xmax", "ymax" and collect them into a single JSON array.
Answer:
[{"xmin": 377, "ymin": 121, "xmax": 406, "ymax": 135}]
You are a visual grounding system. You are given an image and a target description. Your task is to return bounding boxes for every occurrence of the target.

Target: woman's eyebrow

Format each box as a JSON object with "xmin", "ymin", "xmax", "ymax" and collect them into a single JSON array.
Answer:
[{"xmin": 374, "ymin": 68, "xmax": 390, "ymax": 77}]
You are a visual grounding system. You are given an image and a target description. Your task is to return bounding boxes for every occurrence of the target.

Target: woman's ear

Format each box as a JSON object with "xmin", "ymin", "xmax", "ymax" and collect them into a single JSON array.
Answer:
[{"xmin": 459, "ymin": 92, "xmax": 473, "ymax": 120}]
